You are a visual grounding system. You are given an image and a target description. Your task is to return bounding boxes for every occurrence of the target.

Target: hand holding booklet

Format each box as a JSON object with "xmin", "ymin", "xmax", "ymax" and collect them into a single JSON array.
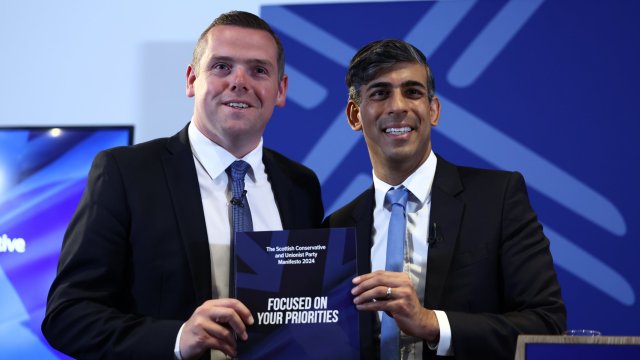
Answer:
[{"xmin": 234, "ymin": 227, "xmax": 359, "ymax": 359}]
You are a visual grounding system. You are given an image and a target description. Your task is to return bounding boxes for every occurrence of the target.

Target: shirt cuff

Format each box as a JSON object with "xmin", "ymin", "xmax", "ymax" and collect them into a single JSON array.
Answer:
[
  {"xmin": 174, "ymin": 323, "xmax": 186, "ymax": 360},
  {"xmin": 427, "ymin": 310, "xmax": 454, "ymax": 356}
]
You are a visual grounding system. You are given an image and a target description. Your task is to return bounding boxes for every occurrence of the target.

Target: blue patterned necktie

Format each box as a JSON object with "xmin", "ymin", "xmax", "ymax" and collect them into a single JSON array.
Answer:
[
  {"xmin": 227, "ymin": 160, "xmax": 253, "ymax": 233},
  {"xmin": 226, "ymin": 160, "xmax": 253, "ymax": 297},
  {"xmin": 381, "ymin": 186, "xmax": 409, "ymax": 360}
]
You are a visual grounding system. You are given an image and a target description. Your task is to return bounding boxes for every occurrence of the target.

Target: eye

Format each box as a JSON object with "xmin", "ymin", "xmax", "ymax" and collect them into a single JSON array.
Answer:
[
  {"xmin": 212, "ymin": 63, "xmax": 231, "ymax": 72},
  {"xmin": 369, "ymin": 89, "xmax": 389, "ymax": 100},
  {"xmin": 405, "ymin": 88, "xmax": 424, "ymax": 98},
  {"xmin": 253, "ymin": 66, "xmax": 270, "ymax": 77}
]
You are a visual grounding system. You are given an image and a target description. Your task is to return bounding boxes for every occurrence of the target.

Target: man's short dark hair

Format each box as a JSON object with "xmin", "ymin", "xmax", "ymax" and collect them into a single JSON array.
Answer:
[
  {"xmin": 346, "ymin": 39, "xmax": 435, "ymax": 105},
  {"xmin": 192, "ymin": 10, "xmax": 285, "ymax": 80}
]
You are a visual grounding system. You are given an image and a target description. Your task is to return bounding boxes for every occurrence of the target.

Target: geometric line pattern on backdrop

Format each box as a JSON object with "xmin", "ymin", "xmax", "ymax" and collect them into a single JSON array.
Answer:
[
  {"xmin": 446, "ymin": 0, "xmax": 545, "ymax": 87},
  {"xmin": 437, "ymin": 97, "xmax": 626, "ymax": 237},
  {"xmin": 262, "ymin": 1, "xmax": 632, "ymax": 305},
  {"xmin": 302, "ymin": 107, "xmax": 359, "ymax": 187},
  {"xmin": 404, "ymin": 0, "xmax": 477, "ymax": 59},
  {"xmin": 438, "ymin": 95, "xmax": 633, "ymax": 305},
  {"xmin": 545, "ymin": 225, "xmax": 634, "ymax": 306},
  {"xmin": 262, "ymin": 6, "xmax": 353, "ymax": 68},
  {"xmin": 262, "ymin": 6, "xmax": 359, "ymax": 187},
  {"xmin": 285, "ymin": 64, "xmax": 328, "ymax": 109}
]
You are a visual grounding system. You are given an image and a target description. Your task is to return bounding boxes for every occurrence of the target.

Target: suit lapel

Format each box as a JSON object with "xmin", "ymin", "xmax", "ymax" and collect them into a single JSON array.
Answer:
[
  {"xmin": 347, "ymin": 187, "xmax": 377, "ymax": 359},
  {"xmin": 351, "ymin": 186, "xmax": 375, "ymax": 274},
  {"xmin": 425, "ymin": 156, "xmax": 464, "ymax": 309},
  {"xmin": 351, "ymin": 187, "xmax": 375, "ymax": 275},
  {"xmin": 262, "ymin": 149, "xmax": 295, "ymax": 229},
  {"xmin": 162, "ymin": 125, "xmax": 212, "ymax": 303}
]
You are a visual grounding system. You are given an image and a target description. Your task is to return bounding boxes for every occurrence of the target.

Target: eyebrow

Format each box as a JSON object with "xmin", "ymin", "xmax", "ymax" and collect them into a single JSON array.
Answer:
[
  {"xmin": 208, "ymin": 55, "xmax": 275, "ymax": 70},
  {"xmin": 366, "ymin": 80, "xmax": 427, "ymax": 91}
]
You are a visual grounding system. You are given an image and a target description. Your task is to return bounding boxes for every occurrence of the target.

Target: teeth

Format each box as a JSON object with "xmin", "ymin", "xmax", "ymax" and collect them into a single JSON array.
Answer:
[
  {"xmin": 228, "ymin": 102, "xmax": 249, "ymax": 109},
  {"xmin": 385, "ymin": 127, "xmax": 412, "ymax": 135}
]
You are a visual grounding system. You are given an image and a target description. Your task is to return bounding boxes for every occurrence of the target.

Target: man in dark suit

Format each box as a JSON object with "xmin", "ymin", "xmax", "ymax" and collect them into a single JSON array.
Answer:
[
  {"xmin": 324, "ymin": 39, "xmax": 565, "ymax": 359},
  {"xmin": 42, "ymin": 11, "xmax": 323, "ymax": 360}
]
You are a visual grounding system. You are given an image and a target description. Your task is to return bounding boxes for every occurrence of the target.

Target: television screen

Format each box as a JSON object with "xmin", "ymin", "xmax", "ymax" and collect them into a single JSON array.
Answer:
[{"xmin": 0, "ymin": 126, "xmax": 133, "ymax": 358}]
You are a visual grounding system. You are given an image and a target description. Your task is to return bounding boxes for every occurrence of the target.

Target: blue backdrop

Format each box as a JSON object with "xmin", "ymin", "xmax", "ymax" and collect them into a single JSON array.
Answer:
[{"xmin": 262, "ymin": 0, "xmax": 640, "ymax": 336}]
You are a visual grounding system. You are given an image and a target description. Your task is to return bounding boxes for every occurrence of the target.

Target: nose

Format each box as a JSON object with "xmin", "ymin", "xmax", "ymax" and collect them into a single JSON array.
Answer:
[
  {"xmin": 388, "ymin": 90, "xmax": 408, "ymax": 115},
  {"xmin": 230, "ymin": 67, "xmax": 249, "ymax": 92}
]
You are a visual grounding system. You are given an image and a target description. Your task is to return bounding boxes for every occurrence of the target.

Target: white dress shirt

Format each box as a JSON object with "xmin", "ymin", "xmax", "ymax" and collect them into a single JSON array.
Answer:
[
  {"xmin": 371, "ymin": 150, "xmax": 453, "ymax": 358},
  {"xmin": 175, "ymin": 122, "xmax": 283, "ymax": 360}
]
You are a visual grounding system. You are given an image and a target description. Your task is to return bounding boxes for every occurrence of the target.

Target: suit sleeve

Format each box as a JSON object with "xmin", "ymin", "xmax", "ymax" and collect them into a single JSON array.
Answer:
[
  {"xmin": 42, "ymin": 150, "xmax": 182, "ymax": 360},
  {"xmin": 445, "ymin": 172, "xmax": 566, "ymax": 360}
]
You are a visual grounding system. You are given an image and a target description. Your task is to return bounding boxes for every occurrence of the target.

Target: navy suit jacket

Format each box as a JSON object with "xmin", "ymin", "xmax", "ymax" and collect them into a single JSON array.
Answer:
[
  {"xmin": 324, "ymin": 155, "xmax": 565, "ymax": 360},
  {"xmin": 42, "ymin": 124, "xmax": 324, "ymax": 359}
]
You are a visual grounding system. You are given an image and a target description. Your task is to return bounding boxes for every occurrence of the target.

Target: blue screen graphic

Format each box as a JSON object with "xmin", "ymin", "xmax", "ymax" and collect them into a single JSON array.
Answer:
[
  {"xmin": 0, "ymin": 127, "xmax": 132, "ymax": 358},
  {"xmin": 261, "ymin": 0, "xmax": 640, "ymax": 336}
]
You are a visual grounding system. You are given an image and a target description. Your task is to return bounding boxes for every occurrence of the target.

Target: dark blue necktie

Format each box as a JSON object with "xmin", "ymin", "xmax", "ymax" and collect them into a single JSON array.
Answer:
[
  {"xmin": 227, "ymin": 160, "xmax": 253, "ymax": 297},
  {"xmin": 381, "ymin": 186, "xmax": 409, "ymax": 360}
]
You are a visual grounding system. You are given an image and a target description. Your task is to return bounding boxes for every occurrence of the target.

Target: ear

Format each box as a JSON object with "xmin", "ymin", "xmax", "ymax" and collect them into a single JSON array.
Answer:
[
  {"xmin": 429, "ymin": 96, "xmax": 441, "ymax": 127},
  {"xmin": 186, "ymin": 64, "xmax": 196, "ymax": 98},
  {"xmin": 275, "ymin": 74, "xmax": 288, "ymax": 107},
  {"xmin": 346, "ymin": 100, "xmax": 363, "ymax": 131}
]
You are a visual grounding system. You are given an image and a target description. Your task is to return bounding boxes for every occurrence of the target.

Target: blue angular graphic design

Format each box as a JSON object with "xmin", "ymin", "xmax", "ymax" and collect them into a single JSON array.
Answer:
[
  {"xmin": 322, "ymin": 228, "xmax": 356, "ymax": 292},
  {"xmin": 236, "ymin": 231, "xmax": 287, "ymax": 292}
]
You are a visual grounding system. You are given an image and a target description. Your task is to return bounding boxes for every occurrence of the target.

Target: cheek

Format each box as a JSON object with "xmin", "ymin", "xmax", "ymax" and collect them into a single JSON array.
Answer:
[
  {"xmin": 200, "ymin": 77, "xmax": 225, "ymax": 93},
  {"xmin": 361, "ymin": 113, "xmax": 380, "ymax": 132},
  {"xmin": 360, "ymin": 122, "xmax": 381, "ymax": 141},
  {"xmin": 265, "ymin": 86, "xmax": 283, "ymax": 103}
]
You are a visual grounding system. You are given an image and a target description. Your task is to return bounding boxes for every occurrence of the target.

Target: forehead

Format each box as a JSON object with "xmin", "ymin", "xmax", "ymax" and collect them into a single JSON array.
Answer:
[
  {"xmin": 202, "ymin": 25, "xmax": 278, "ymax": 65},
  {"xmin": 365, "ymin": 62, "xmax": 428, "ymax": 88}
]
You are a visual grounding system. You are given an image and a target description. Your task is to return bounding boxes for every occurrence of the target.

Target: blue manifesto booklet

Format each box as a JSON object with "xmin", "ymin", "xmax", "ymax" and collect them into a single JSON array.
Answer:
[{"xmin": 234, "ymin": 227, "xmax": 359, "ymax": 359}]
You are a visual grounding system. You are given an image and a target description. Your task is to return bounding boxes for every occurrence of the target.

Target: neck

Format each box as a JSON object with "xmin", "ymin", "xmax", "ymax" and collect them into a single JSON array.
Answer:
[
  {"xmin": 373, "ymin": 151, "xmax": 430, "ymax": 186},
  {"xmin": 373, "ymin": 166, "xmax": 412, "ymax": 186},
  {"xmin": 193, "ymin": 121, "xmax": 260, "ymax": 159},
  {"xmin": 225, "ymin": 140, "xmax": 259, "ymax": 159}
]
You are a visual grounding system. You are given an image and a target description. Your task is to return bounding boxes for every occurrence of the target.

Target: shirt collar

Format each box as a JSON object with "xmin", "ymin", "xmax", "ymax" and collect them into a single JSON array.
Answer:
[
  {"xmin": 188, "ymin": 121, "xmax": 264, "ymax": 182},
  {"xmin": 373, "ymin": 150, "xmax": 438, "ymax": 209}
]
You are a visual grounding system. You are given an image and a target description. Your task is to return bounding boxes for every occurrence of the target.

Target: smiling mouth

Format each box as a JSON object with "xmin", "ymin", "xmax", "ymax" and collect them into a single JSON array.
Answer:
[
  {"xmin": 226, "ymin": 102, "xmax": 250, "ymax": 109},
  {"xmin": 384, "ymin": 127, "xmax": 413, "ymax": 135}
]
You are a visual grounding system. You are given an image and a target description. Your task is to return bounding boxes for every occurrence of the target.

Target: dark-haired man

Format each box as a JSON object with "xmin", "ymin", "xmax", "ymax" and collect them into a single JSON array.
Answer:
[
  {"xmin": 42, "ymin": 11, "xmax": 323, "ymax": 360},
  {"xmin": 324, "ymin": 39, "xmax": 565, "ymax": 360}
]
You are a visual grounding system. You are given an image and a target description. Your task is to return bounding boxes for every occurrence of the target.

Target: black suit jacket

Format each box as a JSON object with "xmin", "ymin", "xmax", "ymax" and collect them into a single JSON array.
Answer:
[
  {"xmin": 42, "ymin": 124, "xmax": 324, "ymax": 359},
  {"xmin": 324, "ymin": 155, "xmax": 565, "ymax": 360}
]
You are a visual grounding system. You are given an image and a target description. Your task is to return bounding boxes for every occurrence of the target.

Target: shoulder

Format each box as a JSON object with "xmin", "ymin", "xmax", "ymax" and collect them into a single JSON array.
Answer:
[
  {"xmin": 105, "ymin": 137, "xmax": 166, "ymax": 156},
  {"xmin": 94, "ymin": 137, "xmax": 167, "ymax": 169},
  {"xmin": 458, "ymin": 165, "xmax": 523, "ymax": 184},
  {"xmin": 432, "ymin": 155, "xmax": 531, "ymax": 211},
  {"xmin": 263, "ymin": 147, "xmax": 318, "ymax": 182},
  {"xmin": 323, "ymin": 187, "xmax": 373, "ymax": 228},
  {"xmin": 436, "ymin": 155, "xmax": 525, "ymax": 192},
  {"xmin": 102, "ymin": 127, "xmax": 190, "ymax": 162},
  {"xmin": 89, "ymin": 129, "xmax": 192, "ymax": 180},
  {"xmin": 103, "ymin": 125, "xmax": 188, "ymax": 157}
]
